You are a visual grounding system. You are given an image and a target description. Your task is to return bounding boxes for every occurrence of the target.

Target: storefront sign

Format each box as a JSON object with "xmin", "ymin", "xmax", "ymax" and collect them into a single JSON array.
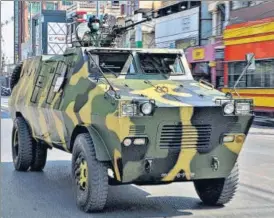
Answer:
[
  {"xmin": 47, "ymin": 22, "xmax": 67, "ymax": 55},
  {"xmin": 169, "ymin": 42, "xmax": 175, "ymax": 48},
  {"xmin": 48, "ymin": 35, "xmax": 66, "ymax": 44},
  {"xmin": 209, "ymin": 61, "xmax": 216, "ymax": 67},
  {"xmin": 155, "ymin": 7, "xmax": 199, "ymax": 48},
  {"xmin": 192, "ymin": 48, "xmax": 205, "ymax": 60}
]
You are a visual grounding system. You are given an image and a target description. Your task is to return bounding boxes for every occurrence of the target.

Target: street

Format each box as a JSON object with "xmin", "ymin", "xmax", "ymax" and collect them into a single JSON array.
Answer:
[{"xmin": 1, "ymin": 97, "xmax": 274, "ymax": 218}]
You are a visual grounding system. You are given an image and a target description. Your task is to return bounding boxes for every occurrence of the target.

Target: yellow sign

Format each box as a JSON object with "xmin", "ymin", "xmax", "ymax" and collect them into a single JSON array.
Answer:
[
  {"xmin": 192, "ymin": 48, "xmax": 205, "ymax": 60},
  {"xmin": 209, "ymin": 61, "xmax": 216, "ymax": 67}
]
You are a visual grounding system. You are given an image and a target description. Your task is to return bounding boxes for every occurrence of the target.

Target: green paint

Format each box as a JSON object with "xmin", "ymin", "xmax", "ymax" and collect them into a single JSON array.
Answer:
[{"xmin": 136, "ymin": 41, "xmax": 143, "ymax": 48}]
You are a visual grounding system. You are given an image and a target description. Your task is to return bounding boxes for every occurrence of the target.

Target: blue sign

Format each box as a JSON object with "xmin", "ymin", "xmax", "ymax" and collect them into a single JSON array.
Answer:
[
  {"xmin": 169, "ymin": 42, "xmax": 175, "ymax": 49},
  {"xmin": 86, "ymin": 14, "xmax": 104, "ymax": 22}
]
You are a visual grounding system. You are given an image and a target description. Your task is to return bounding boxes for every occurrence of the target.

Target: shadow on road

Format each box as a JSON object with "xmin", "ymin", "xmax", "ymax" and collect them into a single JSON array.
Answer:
[{"xmin": 1, "ymin": 160, "xmax": 224, "ymax": 218}]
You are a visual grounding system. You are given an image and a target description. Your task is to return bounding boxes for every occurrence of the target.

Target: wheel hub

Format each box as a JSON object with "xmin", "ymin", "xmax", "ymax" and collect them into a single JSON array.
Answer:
[
  {"xmin": 75, "ymin": 154, "xmax": 88, "ymax": 191},
  {"xmin": 12, "ymin": 129, "xmax": 19, "ymax": 160}
]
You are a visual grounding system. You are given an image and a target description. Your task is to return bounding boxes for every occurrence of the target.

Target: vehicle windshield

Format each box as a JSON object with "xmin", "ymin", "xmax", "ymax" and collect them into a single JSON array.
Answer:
[
  {"xmin": 138, "ymin": 53, "xmax": 185, "ymax": 75},
  {"xmin": 88, "ymin": 52, "xmax": 135, "ymax": 76}
]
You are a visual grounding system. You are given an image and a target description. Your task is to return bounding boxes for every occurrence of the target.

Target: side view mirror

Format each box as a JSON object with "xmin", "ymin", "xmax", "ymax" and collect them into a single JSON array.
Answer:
[{"xmin": 225, "ymin": 92, "xmax": 233, "ymax": 99}]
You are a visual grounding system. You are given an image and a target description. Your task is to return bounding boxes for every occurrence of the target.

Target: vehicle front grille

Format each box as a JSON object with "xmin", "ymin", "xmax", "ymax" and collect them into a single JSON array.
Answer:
[
  {"xmin": 159, "ymin": 124, "xmax": 212, "ymax": 149},
  {"xmin": 129, "ymin": 125, "xmax": 146, "ymax": 136}
]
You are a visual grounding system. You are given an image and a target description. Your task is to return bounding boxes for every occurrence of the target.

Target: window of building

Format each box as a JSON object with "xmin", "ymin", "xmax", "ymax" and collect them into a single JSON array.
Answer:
[
  {"xmin": 62, "ymin": 1, "xmax": 73, "ymax": 6},
  {"xmin": 46, "ymin": 2, "xmax": 57, "ymax": 10},
  {"xmin": 112, "ymin": 1, "xmax": 119, "ymax": 6},
  {"xmin": 228, "ymin": 60, "xmax": 274, "ymax": 88},
  {"xmin": 30, "ymin": 2, "xmax": 41, "ymax": 14},
  {"xmin": 231, "ymin": 1, "xmax": 264, "ymax": 10},
  {"xmin": 192, "ymin": 62, "xmax": 210, "ymax": 75}
]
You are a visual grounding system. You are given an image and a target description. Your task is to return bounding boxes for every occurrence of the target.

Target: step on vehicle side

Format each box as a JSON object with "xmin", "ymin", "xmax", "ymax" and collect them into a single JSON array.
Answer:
[{"xmin": 8, "ymin": 46, "xmax": 254, "ymax": 212}]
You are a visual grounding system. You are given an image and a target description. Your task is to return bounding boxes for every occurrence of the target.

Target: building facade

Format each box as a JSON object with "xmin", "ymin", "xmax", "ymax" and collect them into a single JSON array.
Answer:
[
  {"xmin": 222, "ymin": 1, "xmax": 274, "ymax": 115},
  {"xmin": 14, "ymin": 0, "xmax": 23, "ymax": 63},
  {"xmin": 14, "ymin": 1, "xmax": 73, "ymax": 62}
]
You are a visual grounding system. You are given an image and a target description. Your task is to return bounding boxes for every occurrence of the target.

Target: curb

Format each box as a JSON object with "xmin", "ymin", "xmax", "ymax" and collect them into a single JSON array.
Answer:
[{"xmin": 253, "ymin": 120, "xmax": 274, "ymax": 128}]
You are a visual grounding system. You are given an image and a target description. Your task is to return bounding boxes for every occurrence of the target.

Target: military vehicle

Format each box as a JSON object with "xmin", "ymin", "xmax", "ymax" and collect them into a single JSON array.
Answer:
[{"xmin": 8, "ymin": 13, "xmax": 254, "ymax": 213}]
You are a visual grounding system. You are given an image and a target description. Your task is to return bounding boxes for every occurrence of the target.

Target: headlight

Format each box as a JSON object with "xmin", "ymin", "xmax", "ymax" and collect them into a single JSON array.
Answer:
[
  {"xmin": 121, "ymin": 103, "xmax": 137, "ymax": 116},
  {"xmin": 223, "ymin": 102, "xmax": 234, "ymax": 114},
  {"xmin": 222, "ymin": 135, "xmax": 235, "ymax": 143},
  {"xmin": 141, "ymin": 102, "xmax": 153, "ymax": 115},
  {"xmin": 235, "ymin": 102, "xmax": 251, "ymax": 115},
  {"xmin": 133, "ymin": 138, "xmax": 147, "ymax": 145},
  {"xmin": 123, "ymin": 138, "xmax": 132, "ymax": 146}
]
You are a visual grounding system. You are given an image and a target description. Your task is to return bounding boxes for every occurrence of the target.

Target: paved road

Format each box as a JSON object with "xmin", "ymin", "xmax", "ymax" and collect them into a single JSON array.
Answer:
[{"xmin": 1, "ymin": 97, "xmax": 274, "ymax": 218}]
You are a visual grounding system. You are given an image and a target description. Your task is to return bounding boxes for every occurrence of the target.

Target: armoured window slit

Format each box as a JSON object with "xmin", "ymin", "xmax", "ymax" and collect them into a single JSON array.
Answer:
[{"xmin": 159, "ymin": 124, "xmax": 212, "ymax": 149}]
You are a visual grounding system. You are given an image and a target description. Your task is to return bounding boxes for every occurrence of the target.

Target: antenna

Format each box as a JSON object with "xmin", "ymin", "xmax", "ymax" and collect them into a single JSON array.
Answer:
[
  {"xmin": 233, "ymin": 53, "xmax": 255, "ymax": 97},
  {"xmin": 85, "ymin": 50, "xmax": 120, "ymax": 99}
]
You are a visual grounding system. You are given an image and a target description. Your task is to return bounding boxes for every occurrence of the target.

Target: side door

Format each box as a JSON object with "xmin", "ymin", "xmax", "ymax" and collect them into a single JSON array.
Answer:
[
  {"xmin": 29, "ymin": 61, "xmax": 55, "ymax": 142},
  {"xmin": 44, "ymin": 60, "xmax": 70, "ymax": 149}
]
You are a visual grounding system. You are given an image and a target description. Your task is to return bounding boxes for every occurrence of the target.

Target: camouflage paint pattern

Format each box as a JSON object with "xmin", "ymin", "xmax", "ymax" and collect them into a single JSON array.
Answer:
[{"xmin": 9, "ymin": 47, "xmax": 254, "ymax": 184}]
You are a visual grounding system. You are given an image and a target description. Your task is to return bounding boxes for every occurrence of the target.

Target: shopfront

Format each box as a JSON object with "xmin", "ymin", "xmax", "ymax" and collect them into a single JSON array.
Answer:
[
  {"xmin": 222, "ymin": 17, "xmax": 274, "ymax": 115},
  {"xmin": 186, "ymin": 44, "xmax": 217, "ymax": 86}
]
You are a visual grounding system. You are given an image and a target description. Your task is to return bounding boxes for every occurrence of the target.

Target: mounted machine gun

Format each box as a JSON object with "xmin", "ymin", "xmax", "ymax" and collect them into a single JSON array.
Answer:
[{"xmin": 67, "ymin": 13, "xmax": 153, "ymax": 48}]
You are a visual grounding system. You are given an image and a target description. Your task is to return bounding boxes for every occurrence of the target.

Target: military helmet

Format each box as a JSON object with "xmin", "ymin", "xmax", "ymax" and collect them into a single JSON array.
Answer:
[{"xmin": 88, "ymin": 15, "xmax": 100, "ymax": 27}]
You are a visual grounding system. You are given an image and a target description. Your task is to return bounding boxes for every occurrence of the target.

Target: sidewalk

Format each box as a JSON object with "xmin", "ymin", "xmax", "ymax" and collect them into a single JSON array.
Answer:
[{"xmin": 1, "ymin": 96, "xmax": 9, "ymax": 109}]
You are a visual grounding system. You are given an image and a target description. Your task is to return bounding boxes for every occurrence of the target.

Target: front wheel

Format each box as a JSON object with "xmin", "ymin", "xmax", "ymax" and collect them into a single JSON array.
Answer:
[
  {"xmin": 193, "ymin": 163, "xmax": 239, "ymax": 206},
  {"xmin": 71, "ymin": 133, "xmax": 109, "ymax": 213}
]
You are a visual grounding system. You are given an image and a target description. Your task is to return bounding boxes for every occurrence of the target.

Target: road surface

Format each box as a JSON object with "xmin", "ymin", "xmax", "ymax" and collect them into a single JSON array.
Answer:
[{"xmin": 1, "ymin": 96, "xmax": 274, "ymax": 218}]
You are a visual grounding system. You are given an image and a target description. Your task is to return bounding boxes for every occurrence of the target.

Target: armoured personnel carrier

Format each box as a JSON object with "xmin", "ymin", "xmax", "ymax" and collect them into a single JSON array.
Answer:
[{"xmin": 8, "ymin": 14, "xmax": 254, "ymax": 213}]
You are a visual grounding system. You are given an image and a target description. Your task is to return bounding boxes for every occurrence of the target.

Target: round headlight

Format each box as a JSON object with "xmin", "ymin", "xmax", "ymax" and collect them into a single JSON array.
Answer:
[
  {"xmin": 141, "ymin": 102, "xmax": 153, "ymax": 115},
  {"xmin": 123, "ymin": 138, "xmax": 132, "ymax": 146},
  {"xmin": 224, "ymin": 103, "xmax": 234, "ymax": 114}
]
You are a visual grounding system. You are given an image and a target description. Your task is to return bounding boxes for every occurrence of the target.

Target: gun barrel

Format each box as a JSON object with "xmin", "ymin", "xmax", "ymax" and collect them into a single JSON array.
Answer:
[
  {"xmin": 114, "ymin": 17, "xmax": 152, "ymax": 34},
  {"xmin": 125, "ymin": 17, "xmax": 151, "ymax": 29}
]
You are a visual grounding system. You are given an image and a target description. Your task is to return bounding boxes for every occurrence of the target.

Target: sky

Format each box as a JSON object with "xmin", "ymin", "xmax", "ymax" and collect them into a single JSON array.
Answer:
[{"xmin": 1, "ymin": 1, "xmax": 14, "ymax": 64}]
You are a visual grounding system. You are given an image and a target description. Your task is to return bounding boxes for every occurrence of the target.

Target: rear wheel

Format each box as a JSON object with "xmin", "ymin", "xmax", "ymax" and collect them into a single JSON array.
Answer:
[
  {"xmin": 12, "ymin": 117, "xmax": 34, "ymax": 171},
  {"xmin": 193, "ymin": 163, "xmax": 239, "ymax": 206},
  {"xmin": 72, "ymin": 133, "xmax": 109, "ymax": 212},
  {"xmin": 10, "ymin": 62, "xmax": 22, "ymax": 91}
]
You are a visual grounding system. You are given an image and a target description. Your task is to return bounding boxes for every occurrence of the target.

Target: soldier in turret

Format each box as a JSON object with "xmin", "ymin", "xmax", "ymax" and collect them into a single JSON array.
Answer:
[
  {"xmin": 82, "ymin": 15, "xmax": 102, "ymax": 47},
  {"xmin": 88, "ymin": 15, "xmax": 100, "ymax": 32}
]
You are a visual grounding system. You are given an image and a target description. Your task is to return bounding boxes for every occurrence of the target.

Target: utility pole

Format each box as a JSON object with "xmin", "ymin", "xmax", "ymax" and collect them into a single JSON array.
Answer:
[
  {"xmin": 135, "ymin": 13, "xmax": 143, "ymax": 48},
  {"xmin": 29, "ymin": 2, "xmax": 32, "ymax": 57},
  {"xmin": 0, "ymin": 1, "xmax": 2, "ymax": 76},
  {"xmin": 96, "ymin": 1, "xmax": 100, "ymax": 17}
]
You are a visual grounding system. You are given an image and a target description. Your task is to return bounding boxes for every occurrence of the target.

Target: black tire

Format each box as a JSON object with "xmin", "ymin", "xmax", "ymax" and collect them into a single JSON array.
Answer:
[
  {"xmin": 71, "ymin": 133, "xmax": 109, "ymax": 212},
  {"xmin": 194, "ymin": 162, "xmax": 239, "ymax": 206},
  {"xmin": 30, "ymin": 141, "xmax": 48, "ymax": 171},
  {"xmin": 12, "ymin": 117, "xmax": 34, "ymax": 171},
  {"xmin": 10, "ymin": 62, "xmax": 22, "ymax": 91}
]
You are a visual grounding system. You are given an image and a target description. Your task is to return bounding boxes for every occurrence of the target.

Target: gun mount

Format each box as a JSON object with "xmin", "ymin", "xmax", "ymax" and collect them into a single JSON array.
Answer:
[{"xmin": 67, "ymin": 13, "xmax": 152, "ymax": 48}]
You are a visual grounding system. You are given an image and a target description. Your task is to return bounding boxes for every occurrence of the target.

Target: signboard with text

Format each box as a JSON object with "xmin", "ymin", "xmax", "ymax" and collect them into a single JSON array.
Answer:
[
  {"xmin": 155, "ymin": 7, "xmax": 199, "ymax": 48},
  {"xmin": 47, "ymin": 22, "xmax": 68, "ymax": 54},
  {"xmin": 192, "ymin": 48, "xmax": 205, "ymax": 60}
]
